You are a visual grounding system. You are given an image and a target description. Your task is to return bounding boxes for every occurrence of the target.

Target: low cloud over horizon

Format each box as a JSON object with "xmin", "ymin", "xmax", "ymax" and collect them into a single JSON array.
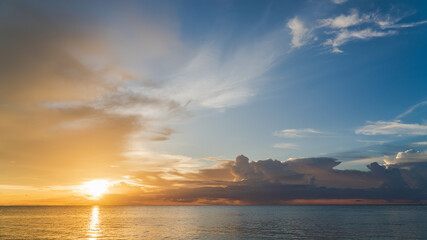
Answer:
[{"xmin": 68, "ymin": 153, "xmax": 427, "ymax": 205}]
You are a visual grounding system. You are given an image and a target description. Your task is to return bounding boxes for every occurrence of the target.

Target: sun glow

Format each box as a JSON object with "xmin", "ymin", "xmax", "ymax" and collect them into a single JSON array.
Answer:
[{"xmin": 83, "ymin": 179, "xmax": 110, "ymax": 199}]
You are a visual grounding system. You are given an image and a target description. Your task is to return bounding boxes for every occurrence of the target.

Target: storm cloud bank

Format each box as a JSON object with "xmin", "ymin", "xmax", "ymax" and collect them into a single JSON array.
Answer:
[{"xmin": 100, "ymin": 152, "xmax": 427, "ymax": 205}]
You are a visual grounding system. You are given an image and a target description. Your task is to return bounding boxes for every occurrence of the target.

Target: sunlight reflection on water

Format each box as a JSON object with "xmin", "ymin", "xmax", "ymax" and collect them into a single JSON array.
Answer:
[{"xmin": 87, "ymin": 206, "xmax": 100, "ymax": 239}]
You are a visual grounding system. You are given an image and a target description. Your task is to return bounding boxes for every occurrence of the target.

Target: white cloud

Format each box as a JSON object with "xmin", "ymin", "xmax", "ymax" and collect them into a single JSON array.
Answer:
[
  {"xmin": 357, "ymin": 139, "xmax": 388, "ymax": 145},
  {"xmin": 356, "ymin": 120, "xmax": 427, "ymax": 136},
  {"xmin": 324, "ymin": 28, "xmax": 396, "ymax": 53},
  {"xmin": 396, "ymin": 100, "xmax": 427, "ymax": 119},
  {"xmin": 320, "ymin": 10, "xmax": 367, "ymax": 28},
  {"xmin": 122, "ymin": 149, "xmax": 207, "ymax": 172},
  {"xmin": 72, "ymin": 16, "xmax": 288, "ymax": 147},
  {"xmin": 344, "ymin": 150, "xmax": 427, "ymax": 167},
  {"xmin": 292, "ymin": 9, "xmax": 427, "ymax": 53},
  {"xmin": 411, "ymin": 141, "xmax": 427, "ymax": 146},
  {"xmin": 331, "ymin": 0, "xmax": 348, "ymax": 4},
  {"xmin": 274, "ymin": 143, "xmax": 298, "ymax": 149},
  {"xmin": 379, "ymin": 20, "xmax": 427, "ymax": 29},
  {"xmin": 342, "ymin": 156, "xmax": 386, "ymax": 165},
  {"xmin": 384, "ymin": 149, "xmax": 427, "ymax": 165},
  {"xmin": 166, "ymin": 33, "xmax": 285, "ymax": 109},
  {"xmin": 275, "ymin": 128, "xmax": 323, "ymax": 138},
  {"xmin": 287, "ymin": 17, "xmax": 313, "ymax": 48}
]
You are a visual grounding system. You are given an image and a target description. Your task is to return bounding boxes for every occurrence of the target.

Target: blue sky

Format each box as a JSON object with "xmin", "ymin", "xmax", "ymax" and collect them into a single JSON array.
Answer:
[{"xmin": 134, "ymin": 0, "xmax": 427, "ymax": 169}]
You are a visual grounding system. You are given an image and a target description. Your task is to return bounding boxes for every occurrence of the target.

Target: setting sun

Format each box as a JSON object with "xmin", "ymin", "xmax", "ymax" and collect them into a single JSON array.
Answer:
[{"xmin": 83, "ymin": 179, "xmax": 110, "ymax": 199}]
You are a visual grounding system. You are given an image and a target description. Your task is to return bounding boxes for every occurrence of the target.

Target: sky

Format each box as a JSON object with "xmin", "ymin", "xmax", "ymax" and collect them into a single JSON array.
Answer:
[{"xmin": 1, "ymin": 0, "xmax": 427, "ymax": 205}]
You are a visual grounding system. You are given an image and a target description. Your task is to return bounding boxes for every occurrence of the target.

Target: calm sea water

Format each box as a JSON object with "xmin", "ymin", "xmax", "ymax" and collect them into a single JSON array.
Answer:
[{"xmin": 1, "ymin": 205, "xmax": 427, "ymax": 239}]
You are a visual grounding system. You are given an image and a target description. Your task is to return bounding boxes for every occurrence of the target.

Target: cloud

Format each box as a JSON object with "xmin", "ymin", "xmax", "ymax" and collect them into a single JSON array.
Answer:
[
  {"xmin": 231, "ymin": 155, "xmax": 308, "ymax": 184},
  {"xmin": 396, "ymin": 99, "xmax": 427, "ymax": 119},
  {"xmin": 0, "ymin": 2, "xmax": 291, "ymax": 187},
  {"xmin": 120, "ymin": 150, "xmax": 208, "ymax": 173},
  {"xmin": 274, "ymin": 128, "xmax": 323, "ymax": 138},
  {"xmin": 331, "ymin": 0, "xmax": 348, "ymax": 4},
  {"xmin": 166, "ymin": 29, "xmax": 287, "ymax": 109},
  {"xmin": 379, "ymin": 20, "xmax": 427, "ymax": 29},
  {"xmin": 92, "ymin": 154, "xmax": 427, "ymax": 205},
  {"xmin": 355, "ymin": 120, "xmax": 427, "ymax": 136},
  {"xmin": 291, "ymin": 8, "xmax": 427, "ymax": 53},
  {"xmin": 342, "ymin": 156, "xmax": 388, "ymax": 166},
  {"xmin": 274, "ymin": 143, "xmax": 298, "ymax": 149},
  {"xmin": 324, "ymin": 28, "xmax": 396, "ymax": 53},
  {"xmin": 320, "ymin": 10, "xmax": 368, "ymax": 29},
  {"xmin": 287, "ymin": 17, "xmax": 313, "ymax": 48},
  {"xmin": 19, "ymin": 153, "xmax": 427, "ymax": 205},
  {"xmin": 384, "ymin": 149, "xmax": 427, "ymax": 165},
  {"xmin": 345, "ymin": 150, "xmax": 427, "ymax": 167},
  {"xmin": 411, "ymin": 142, "xmax": 427, "ymax": 146},
  {"xmin": 357, "ymin": 140, "xmax": 388, "ymax": 145}
]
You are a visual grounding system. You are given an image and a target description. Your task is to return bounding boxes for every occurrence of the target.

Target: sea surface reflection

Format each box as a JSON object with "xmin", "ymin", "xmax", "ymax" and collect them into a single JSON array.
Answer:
[
  {"xmin": 87, "ymin": 206, "xmax": 100, "ymax": 239},
  {"xmin": 1, "ymin": 205, "xmax": 427, "ymax": 239}
]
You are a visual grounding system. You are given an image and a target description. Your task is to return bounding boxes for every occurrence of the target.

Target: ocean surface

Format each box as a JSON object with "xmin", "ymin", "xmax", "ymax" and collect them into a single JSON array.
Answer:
[{"xmin": 1, "ymin": 205, "xmax": 427, "ymax": 239}]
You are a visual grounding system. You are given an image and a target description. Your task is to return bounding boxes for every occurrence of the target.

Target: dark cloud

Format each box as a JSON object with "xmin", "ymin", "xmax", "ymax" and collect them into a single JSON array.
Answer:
[
  {"xmin": 161, "ymin": 183, "xmax": 425, "ymax": 205},
  {"xmin": 102, "ymin": 154, "xmax": 427, "ymax": 204},
  {"xmin": 231, "ymin": 155, "xmax": 310, "ymax": 184},
  {"xmin": 164, "ymin": 155, "xmax": 427, "ymax": 204}
]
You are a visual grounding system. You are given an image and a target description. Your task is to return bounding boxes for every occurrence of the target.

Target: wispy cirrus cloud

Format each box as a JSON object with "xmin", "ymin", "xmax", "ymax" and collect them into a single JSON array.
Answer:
[
  {"xmin": 356, "ymin": 120, "xmax": 427, "ymax": 136},
  {"xmin": 396, "ymin": 99, "xmax": 427, "ymax": 119},
  {"xmin": 331, "ymin": 0, "xmax": 348, "ymax": 4},
  {"xmin": 379, "ymin": 19, "xmax": 427, "ymax": 29},
  {"xmin": 274, "ymin": 128, "xmax": 323, "ymax": 138},
  {"xmin": 287, "ymin": 8, "xmax": 427, "ymax": 53},
  {"xmin": 357, "ymin": 139, "xmax": 388, "ymax": 145},
  {"xmin": 324, "ymin": 28, "xmax": 396, "ymax": 53},
  {"xmin": 411, "ymin": 142, "xmax": 427, "ymax": 146},
  {"xmin": 273, "ymin": 143, "xmax": 299, "ymax": 149},
  {"xmin": 166, "ymin": 31, "xmax": 287, "ymax": 109}
]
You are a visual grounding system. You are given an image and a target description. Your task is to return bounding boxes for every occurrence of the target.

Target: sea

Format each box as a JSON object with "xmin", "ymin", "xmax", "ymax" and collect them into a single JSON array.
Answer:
[{"xmin": 1, "ymin": 205, "xmax": 426, "ymax": 239}]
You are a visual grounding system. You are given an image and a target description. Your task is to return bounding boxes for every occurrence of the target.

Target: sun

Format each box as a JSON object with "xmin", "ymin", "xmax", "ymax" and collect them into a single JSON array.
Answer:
[{"xmin": 83, "ymin": 179, "xmax": 110, "ymax": 199}]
